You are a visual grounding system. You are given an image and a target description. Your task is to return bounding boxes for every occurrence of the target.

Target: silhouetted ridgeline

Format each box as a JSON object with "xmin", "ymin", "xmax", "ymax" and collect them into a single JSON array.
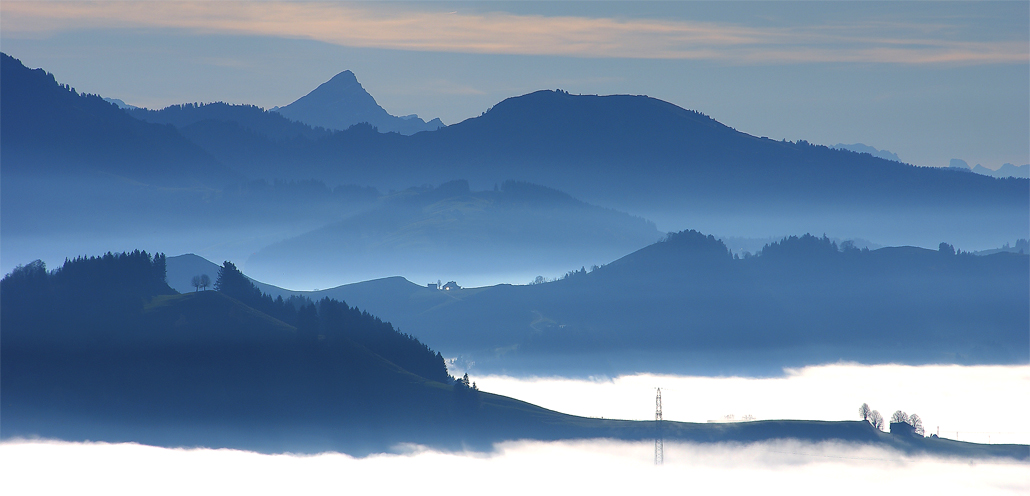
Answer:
[
  {"xmin": 165, "ymin": 88, "xmax": 1028, "ymax": 212},
  {"xmin": 0, "ymin": 53, "xmax": 237, "ymax": 187},
  {"xmin": 1, "ymin": 251, "xmax": 174, "ymax": 346},
  {"xmin": 127, "ymin": 102, "xmax": 332, "ymax": 141},
  {"xmin": 4, "ymin": 53, "xmax": 1025, "ymax": 255},
  {"xmin": 1, "ymin": 251, "xmax": 471, "ymax": 453},
  {"xmin": 272, "ymin": 69, "xmax": 445, "ymax": 135},
  {"xmin": 246, "ymin": 179, "xmax": 662, "ymax": 285},
  {"xmin": 213, "ymin": 261, "xmax": 449, "ymax": 383},
  {"xmin": 316, "ymin": 231, "xmax": 1029, "ymax": 375}
]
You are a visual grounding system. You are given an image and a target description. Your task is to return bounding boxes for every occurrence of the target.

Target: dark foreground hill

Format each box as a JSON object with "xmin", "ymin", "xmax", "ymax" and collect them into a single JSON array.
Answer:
[{"xmin": 2, "ymin": 252, "xmax": 1024, "ymax": 460}]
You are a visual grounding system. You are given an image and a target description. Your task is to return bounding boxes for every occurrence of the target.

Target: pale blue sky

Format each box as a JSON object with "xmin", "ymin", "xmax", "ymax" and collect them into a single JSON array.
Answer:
[{"xmin": 3, "ymin": 1, "xmax": 1027, "ymax": 169}]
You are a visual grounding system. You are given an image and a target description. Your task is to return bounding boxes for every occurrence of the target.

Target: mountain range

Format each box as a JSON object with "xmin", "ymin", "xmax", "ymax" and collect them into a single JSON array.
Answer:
[
  {"xmin": 3, "ymin": 52, "xmax": 1025, "ymax": 259},
  {"xmin": 0, "ymin": 53, "xmax": 237, "ymax": 188},
  {"xmin": 949, "ymin": 159, "xmax": 1029, "ymax": 179},
  {"xmin": 245, "ymin": 180, "xmax": 662, "ymax": 288}
]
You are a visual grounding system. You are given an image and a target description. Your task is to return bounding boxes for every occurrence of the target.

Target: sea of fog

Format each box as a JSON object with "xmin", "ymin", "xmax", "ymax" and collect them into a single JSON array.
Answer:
[
  {"xmin": 2, "ymin": 363, "xmax": 1026, "ymax": 495},
  {"xmin": 2, "ymin": 438, "xmax": 1026, "ymax": 495},
  {"xmin": 474, "ymin": 363, "xmax": 1030, "ymax": 445}
]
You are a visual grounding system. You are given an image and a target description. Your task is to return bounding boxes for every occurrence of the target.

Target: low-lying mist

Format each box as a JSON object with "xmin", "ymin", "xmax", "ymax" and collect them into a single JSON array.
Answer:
[
  {"xmin": 2, "ymin": 438, "xmax": 1025, "ymax": 495},
  {"xmin": 473, "ymin": 363, "xmax": 1030, "ymax": 445}
]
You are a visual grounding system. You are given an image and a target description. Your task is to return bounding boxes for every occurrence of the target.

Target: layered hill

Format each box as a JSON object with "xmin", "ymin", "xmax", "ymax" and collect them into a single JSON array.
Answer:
[
  {"xmin": 4, "ymin": 53, "xmax": 1025, "ymax": 253},
  {"xmin": 195, "ymin": 89, "xmax": 1028, "ymax": 209},
  {"xmin": 166, "ymin": 89, "xmax": 1028, "ymax": 247},
  {"xmin": 272, "ymin": 70, "xmax": 444, "ymax": 135},
  {"xmin": 127, "ymin": 102, "xmax": 332, "ymax": 141},
  {"xmin": 245, "ymin": 180, "xmax": 662, "ymax": 288},
  {"xmin": 0, "ymin": 53, "xmax": 238, "ymax": 188},
  {"xmin": 268, "ymin": 231, "xmax": 1028, "ymax": 376},
  {"xmin": 4, "ymin": 251, "xmax": 1024, "ymax": 460}
]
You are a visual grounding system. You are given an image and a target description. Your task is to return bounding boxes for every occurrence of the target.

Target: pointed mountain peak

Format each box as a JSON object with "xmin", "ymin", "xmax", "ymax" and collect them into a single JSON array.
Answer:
[
  {"xmin": 320, "ymin": 70, "xmax": 361, "ymax": 91},
  {"xmin": 329, "ymin": 70, "xmax": 357, "ymax": 82},
  {"xmin": 273, "ymin": 70, "xmax": 444, "ymax": 135}
]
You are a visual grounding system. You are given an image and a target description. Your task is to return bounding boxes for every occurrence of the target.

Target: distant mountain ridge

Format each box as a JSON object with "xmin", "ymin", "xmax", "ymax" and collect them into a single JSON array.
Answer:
[
  {"xmin": 273, "ymin": 70, "xmax": 444, "ymax": 135},
  {"xmin": 184, "ymin": 88, "xmax": 1027, "ymax": 213},
  {"xmin": 168, "ymin": 231, "xmax": 1029, "ymax": 378},
  {"xmin": 127, "ymin": 102, "xmax": 332, "ymax": 142},
  {"xmin": 949, "ymin": 159, "xmax": 1029, "ymax": 179},
  {"xmin": 265, "ymin": 230, "xmax": 1027, "ymax": 376},
  {"xmin": 244, "ymin": 179, "xmax": 663, "ymax": 288},
  {"xmin": 0, "ymin": 53, "xmax": 238, "ymax": 187},
  {"xmin": 833, "ymin": 143, "xmax": 901, "ymax": 162}
]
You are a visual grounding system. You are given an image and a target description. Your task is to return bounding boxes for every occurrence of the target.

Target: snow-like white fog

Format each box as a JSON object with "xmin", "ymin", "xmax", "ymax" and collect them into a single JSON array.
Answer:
[
  {"xmin": 2, "ymin": 364, "xmax": 1026, "ymax": 495},
  {"xmin": 475, "ymin": 363, "xmax": 1030, "ymax": 444},
  {"xmin": 1, "ymin": 438, "xmax": 1026, "ymax": 495}
]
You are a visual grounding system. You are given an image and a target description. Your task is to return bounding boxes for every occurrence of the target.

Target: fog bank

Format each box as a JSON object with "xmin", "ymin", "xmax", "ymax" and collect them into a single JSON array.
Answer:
[
  {"xmin": 474, "ymin": 363, "xmax": 1030, "ymax": 444},
  {"xmin": 1, "ymin": 438, "xmax": 1025, "ymax": 495}
]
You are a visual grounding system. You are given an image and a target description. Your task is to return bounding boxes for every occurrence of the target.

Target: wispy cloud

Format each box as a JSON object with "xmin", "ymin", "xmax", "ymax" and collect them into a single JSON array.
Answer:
[{"xmin": 3, "ymin": 2, "xmax": 1026, "ymax": 65}]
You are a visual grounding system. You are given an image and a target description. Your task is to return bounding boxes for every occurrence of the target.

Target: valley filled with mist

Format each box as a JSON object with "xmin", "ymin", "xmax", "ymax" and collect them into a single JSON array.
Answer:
[{"xmin": 2, "ymin": 26, "xmax": 1028, "ymax": 493}]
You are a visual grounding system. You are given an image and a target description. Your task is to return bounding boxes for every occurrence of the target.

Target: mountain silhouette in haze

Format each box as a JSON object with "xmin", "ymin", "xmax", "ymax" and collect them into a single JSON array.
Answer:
[
  {"xmin": 245, "ymin": 180, "xmax": 662, "ymax": 288},
  {"xmin": 279, "ymin": 230, "xmax": 1028, "ymax": 376},
  {"xmin": 128, "ymin": 102, "xmax": 332, "ymax": 142},
  {"xmin": 273, "ymin": 70, "xmax": 444, "ymax": 135},
  {"xmin": 0, "ymin": 53, "xmax": 239, "ymax": 188},
  {"xmin": 949, "ymin": 159, "xmax": 1029, "ymax": 179},
  {"xmin": 192, "ymin": 89, "xmax": 1027, "ymax": 216},
  {"xmin": 833, "ymin": 143, "xmax": 901, "ymax": 162}
]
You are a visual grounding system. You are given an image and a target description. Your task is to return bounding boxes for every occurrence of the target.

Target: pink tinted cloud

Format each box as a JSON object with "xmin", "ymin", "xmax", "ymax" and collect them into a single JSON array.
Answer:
[{"xmin": 2, "ymin": 1, "xmax": 1026, "ymax": 65}]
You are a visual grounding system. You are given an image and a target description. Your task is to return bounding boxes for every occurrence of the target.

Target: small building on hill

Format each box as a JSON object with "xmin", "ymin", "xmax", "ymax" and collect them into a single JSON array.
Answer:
[
  {"xmin": 442, "ymin": 281, "xmax": 461, "ymax": 291},
  {"xmin": 890, "ymin": 421, "xmax": 916, "ymax": 437}
]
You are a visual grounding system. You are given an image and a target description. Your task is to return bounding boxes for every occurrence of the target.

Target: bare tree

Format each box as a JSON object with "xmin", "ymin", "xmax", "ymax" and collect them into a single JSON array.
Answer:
[
  {"xmin": 891, "ymin": 410, "xmax": 909, "ymax": 424},
  {"xmin": 191, "ymin": 275, "xmax": 202, "ymax": 292},
  {"xmin": 869, "ymin": 410, "xmax": 885, "ymax": 431},
  {"xmin": 859, "ymin": 403, "xmax": 872, "ymax": 421},
  {"xmin": 199, "ymin": 274, "xmax": 211, "ymax": 291},
  {"xmin": 908, "ymin": 414, "xmax": 924, "ymax": 436}
]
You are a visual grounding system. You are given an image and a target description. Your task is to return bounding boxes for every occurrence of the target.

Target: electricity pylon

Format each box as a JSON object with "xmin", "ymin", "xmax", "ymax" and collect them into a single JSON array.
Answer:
[{"xmin": 654, "ymin": 387, "xmax": 663, "ymax": 466}]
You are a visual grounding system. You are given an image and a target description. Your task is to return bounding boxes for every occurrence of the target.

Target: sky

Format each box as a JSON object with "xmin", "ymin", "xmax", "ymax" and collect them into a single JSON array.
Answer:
[{"xmin": 2, "ymin": 1, "xmax": 1028, "ymax": 170}]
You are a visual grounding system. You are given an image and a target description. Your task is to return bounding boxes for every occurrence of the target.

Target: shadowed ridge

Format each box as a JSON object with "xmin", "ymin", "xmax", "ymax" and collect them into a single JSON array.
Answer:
[
  {"xmin": 427, "ymin": 90, "xmax": 743, "ymax": 162},
  {"xmin": 0, "ymin": 53, "xmax": 240, "ymax": 188},
  {"xmin": 127, "ymin": 102, "xmax": 331, "ymax": 142}
]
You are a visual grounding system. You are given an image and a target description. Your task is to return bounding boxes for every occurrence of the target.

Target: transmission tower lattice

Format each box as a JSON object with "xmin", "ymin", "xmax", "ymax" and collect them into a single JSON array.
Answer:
[{"xmin": 654, "ymin": 387, "xmax": 664, "ymax": 466}]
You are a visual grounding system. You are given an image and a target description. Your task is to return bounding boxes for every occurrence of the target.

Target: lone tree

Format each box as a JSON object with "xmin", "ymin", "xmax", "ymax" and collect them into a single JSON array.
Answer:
[
  {"xmin": 908, "ymin": 414, "xmax": 925, "ymax": 436},
  {"xmin": 191, "ymin": 275, "xmax": 202, "ymax": 292},
  {"xmin": 891, "ymin": 410, "xmax": 909, "ymax": 424},
  {"xmin": 859, "ymin": 403, "xmax": 872, "ymax": 421},
  {"xmin": 869, "ymin": 410, "xmax": 885, "ymax": 431},
  {"xmin": 199, "ymin": 274, "xmax": 211, "ymax": 291}
]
